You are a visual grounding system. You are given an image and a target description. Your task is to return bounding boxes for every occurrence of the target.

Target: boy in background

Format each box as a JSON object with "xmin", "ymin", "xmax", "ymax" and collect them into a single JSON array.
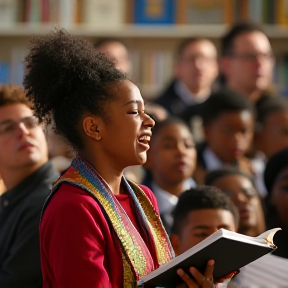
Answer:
[
  {"xmin": 193, "ymin": 88, "xmax": 254, "ymax": 184},
  {"xmin": 170, "ymin": 186, "xmax": 238, "ymax": 256}
]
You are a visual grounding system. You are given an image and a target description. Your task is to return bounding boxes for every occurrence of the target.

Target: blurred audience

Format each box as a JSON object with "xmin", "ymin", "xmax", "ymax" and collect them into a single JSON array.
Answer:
[
  {"xmin": 154, "ymin": 38, "xmax": 218, "ymax": 143},
  {"xmin": 205, "ymin": 167, "xmax": 265, "ymax": 237},
  {"xmin": 143, "ymin": 117, "xmax": 197, "ymax": 234},
  {"xmin": 251, "ymin": 96, "xmax": 288, "ymax": 198},
  {"xmin": 220, "ymin": 22, "xmax": 275, "ymax": 103},
  {"xmin": 0, "ymin": 85, "xmax": 58, "ymax": 287},
  {"xmin": 264, "ymin": 148, "xmax": 288, "ymax": 259},
  {"xmin": 193, "ymin": 89, "xmax": 254, "ymax": 184}
]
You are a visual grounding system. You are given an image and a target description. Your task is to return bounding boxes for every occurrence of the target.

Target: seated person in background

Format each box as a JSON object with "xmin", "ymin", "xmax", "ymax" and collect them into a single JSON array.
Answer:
[
  {"xmin": 251, "ymin": 96, "xmax": 288, "ymax": 198},
  {"xmin": 264, "ymin": 148, "xmax": 288, "ymax": 259},
  {"xmin": 204, "ymin": 167, "xmax": 265, "ymax": 237},
  {"xmin": 154, "ymin": 38, "xmax": 218, "ymax": 141},
  {"xmin": 170, "ymin": 186, "xmax": 238, "ymax": 287},
  {"xmin": 220, "ymin": 21, "xmax": 275, "ymax": 103},
  {"xmin": 170, "ymin": 185, "xmax": 288, "ymax": 288},
  {"xmin": 170, "ymin": 185, "xmax": 238, "ymax": 256},
  {"xmin": 0, "ymin": 85, "xmax": 58, "ymax": 287},
  {"xmin": 193, "ymin": 88, "xmax": 254, "ymax": 184},
  {"xmin": 205, "ymin": 166, "xmax": 288, "ymax": 287},
  {"xmin": 143, "ymin": 117, "xmax": 197, "ymax": 234}
]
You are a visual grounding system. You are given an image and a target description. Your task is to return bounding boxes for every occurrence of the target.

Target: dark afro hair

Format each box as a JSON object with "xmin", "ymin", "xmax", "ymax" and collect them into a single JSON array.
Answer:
[
  {"xmin": 24, "ymin": 29, "xmax": 126, "ymax": 150},
  {"xmin": 171, "ymin": 186, "xmax": 238, "ymax": 236}
]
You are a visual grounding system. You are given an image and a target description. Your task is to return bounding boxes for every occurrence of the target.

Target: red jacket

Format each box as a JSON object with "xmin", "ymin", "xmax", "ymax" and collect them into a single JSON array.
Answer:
[{"xmin": 40, "ymin": 183, "xmax": 160, "ymax": 288}]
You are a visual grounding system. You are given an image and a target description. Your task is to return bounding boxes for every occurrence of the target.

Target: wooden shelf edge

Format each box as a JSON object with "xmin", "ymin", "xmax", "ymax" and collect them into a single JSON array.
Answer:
[
  {"xmin": 0, "ymin": 24, "xmax": 229, "ymax": 38},
  {"xmin": 0, "ymin": 24, "xmax": 288, "ymax": 38}
]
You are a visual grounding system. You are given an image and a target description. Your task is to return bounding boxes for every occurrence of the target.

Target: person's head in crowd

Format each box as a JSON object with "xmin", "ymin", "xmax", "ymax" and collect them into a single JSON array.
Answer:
[
  {"xmin": 220, "ymin": 22, "xmax": 274, "ymax": 102},
  {"xmin": 94, "ymin": 37, "xmax": 130, "ymax": 74},
  {"xmin": 264, "ymin": 148, "xmax": 288, "ymax": 231},
  {"xmin": 170, "ymin": 186, "xmax": 238, "ymax": 255},
  {"xmin": 0, "ymin": 84, "xmax": 48, "ymax": 189},
  {"xmin": 175, "ymin": 37, "xmax": 218, "ymax": 98},
  {"xmin": 202, "ymin": 88, "xmax": 254, "ymax": 164},
  {"xmin": 255, "ymin": 96, "xmax": 288, "ymax": 159},
  {"xmin": 94, "ymin": 38, "xmax": 168, "ymax": 131},
  {"xmin": 205, "ymin": 167, "xmax": 266, "ymax": 237},
  {"xmin": 24, "ymin": 29, "xmax": 155, "ymax": 184},
  {"xmin": 145, "ymin": 117, "xmax": 196, "ymax": 196}
]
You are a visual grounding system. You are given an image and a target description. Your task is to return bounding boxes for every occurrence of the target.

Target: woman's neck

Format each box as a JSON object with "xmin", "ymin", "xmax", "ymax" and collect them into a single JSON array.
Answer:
[{"xmin": 78, "ymin": 153, "xmax": 124, "ymax": 195}]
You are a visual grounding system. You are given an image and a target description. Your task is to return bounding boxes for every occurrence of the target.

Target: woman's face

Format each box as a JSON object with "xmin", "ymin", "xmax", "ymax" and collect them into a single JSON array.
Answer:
[{"xmin": 98, "ymin": 80, "xmax": 155, "ymax": 169}]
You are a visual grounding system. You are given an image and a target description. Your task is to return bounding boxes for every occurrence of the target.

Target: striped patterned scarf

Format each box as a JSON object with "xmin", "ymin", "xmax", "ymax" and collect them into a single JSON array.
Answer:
[{"xmin": 47, "ymin": 157, "xmax": 174, "ymax": 287}]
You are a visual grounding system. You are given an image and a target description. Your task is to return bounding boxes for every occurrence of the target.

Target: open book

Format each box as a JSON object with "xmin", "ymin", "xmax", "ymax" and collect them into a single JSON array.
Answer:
[{"xmin": 140, "ymin": 228, "xmax": 281, "ymax": 287}]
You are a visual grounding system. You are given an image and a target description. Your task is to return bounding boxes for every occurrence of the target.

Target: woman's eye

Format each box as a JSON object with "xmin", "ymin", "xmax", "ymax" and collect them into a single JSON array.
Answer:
[
  {"xmin": 128, "ymin": 110, "xmax": 139, "ymax": 115},
  {"xmin": 185, "ymin": 141, "xmax": 195, "ymax": 149}
]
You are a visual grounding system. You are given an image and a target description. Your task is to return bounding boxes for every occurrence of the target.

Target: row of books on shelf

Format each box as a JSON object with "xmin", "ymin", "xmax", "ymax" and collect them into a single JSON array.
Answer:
[
  {"xmin": 2, "ymin": 0, "xmax": 288, "ymax": 28},
  {"xmin": 0, "ymin": 48, "xmax": 173, "ymax": 98},
  {"xmin": 2, "ymin": 48, "xmax": 288, "ymax": 98},
  {"xmin": 0, "ymin": 48, "xmax": 26, "ymax": 87}
]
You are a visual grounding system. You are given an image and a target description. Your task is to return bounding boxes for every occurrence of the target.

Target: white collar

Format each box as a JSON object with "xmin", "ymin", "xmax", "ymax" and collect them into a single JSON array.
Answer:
[
  {"xmin": 151, "ymin": 178, "xmax": 196, "ymax": 214},
  {"xmin": 175, "ymin": 80, "xmax": 210, "ymax": 105}
]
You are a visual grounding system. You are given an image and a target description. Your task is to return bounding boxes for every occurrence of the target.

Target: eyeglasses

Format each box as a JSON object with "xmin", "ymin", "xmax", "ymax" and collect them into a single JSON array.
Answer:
[
  {"xmin": 223, "ymin": 188, "xmax": 257, "ymax": 200},
  {"xmin": 180, "ymin": 55, "xmax": 217, "ymax": 64},
  {"xmin": 0, "ymin": 116, "xmax": 39, "ymax": 136},
  {"xmin": 229, "ymin": 52, "xmax": 274, "ymax": 62}
]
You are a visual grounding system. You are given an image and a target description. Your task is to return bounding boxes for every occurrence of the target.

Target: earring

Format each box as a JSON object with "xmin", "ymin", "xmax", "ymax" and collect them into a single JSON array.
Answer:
[{"xmin": 95, "ymin": 126, "xmax": 101, "ymax": 140}]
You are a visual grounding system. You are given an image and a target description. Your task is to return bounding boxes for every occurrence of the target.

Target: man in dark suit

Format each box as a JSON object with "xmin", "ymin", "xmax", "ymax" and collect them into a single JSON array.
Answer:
[{"xmin": 154, "ymin": 38, "xmax": 218, "ymax": 116}]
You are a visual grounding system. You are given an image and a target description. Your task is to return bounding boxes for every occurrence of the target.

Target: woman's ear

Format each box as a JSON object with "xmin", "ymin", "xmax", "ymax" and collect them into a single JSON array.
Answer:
[
  {"xmin": 170, "ymin": 234, "xmax": 180, "ymax": 256},
  {"xmin": 82, "ymin": 116, "xmax": 102, "ymax": 141}
]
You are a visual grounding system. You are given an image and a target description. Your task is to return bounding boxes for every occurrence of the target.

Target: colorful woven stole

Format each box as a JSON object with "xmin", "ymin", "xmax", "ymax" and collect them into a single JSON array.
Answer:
[{"xmin": 45, "ymin": 157, "xmax": 174, "ymax": 288}]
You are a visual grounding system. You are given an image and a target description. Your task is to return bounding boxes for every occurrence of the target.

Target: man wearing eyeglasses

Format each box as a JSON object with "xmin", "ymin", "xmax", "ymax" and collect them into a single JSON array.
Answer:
[
  {"xmin": 220, "ymin": 22, "xmax": 275, "ymax": 103},
  {"xmin": 0, "ymin": 84, "xmax": 58, "ymax": 287}
]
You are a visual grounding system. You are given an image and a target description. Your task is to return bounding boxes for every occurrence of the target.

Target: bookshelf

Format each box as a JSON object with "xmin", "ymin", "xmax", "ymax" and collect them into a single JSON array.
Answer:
[{"xmin": 1, "ymin": 1, "xmax": 288, "ymax": 98}]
